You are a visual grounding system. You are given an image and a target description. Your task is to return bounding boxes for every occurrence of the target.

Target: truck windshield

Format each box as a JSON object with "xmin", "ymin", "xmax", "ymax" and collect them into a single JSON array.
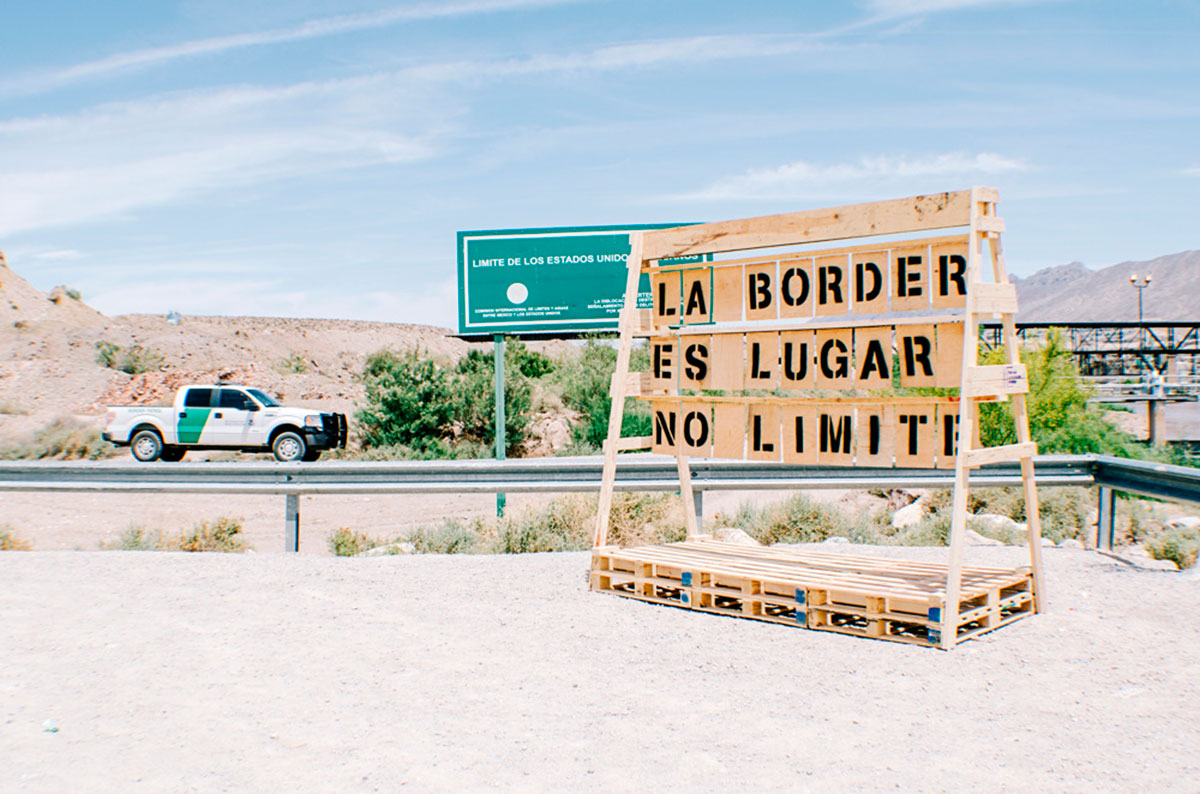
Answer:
[{"xmin": 247, "ymin": 388, "xmax": 280, "ymax": 407}]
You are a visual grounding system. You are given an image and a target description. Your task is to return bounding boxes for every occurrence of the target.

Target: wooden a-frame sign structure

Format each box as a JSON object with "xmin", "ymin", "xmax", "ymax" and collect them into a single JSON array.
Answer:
[{"xmin": 590, "ymin": 188, "xmax": 1044, "ymax": 649}]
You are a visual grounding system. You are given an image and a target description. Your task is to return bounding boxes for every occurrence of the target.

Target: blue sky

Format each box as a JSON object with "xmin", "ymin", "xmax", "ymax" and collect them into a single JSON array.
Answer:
[{"xmin": 1, "ymin": 0, "xmax": 1197, "ymax": 327}]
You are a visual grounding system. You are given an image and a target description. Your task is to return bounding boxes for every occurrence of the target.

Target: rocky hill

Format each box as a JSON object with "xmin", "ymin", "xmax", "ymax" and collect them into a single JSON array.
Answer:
[
  {"xmin": 0, "ymin": 256, "xmax": 488, "ymax": 446},
  {"xmin": 1015, "ymin": 250, "xmax": 1200, "ymax": 322}
]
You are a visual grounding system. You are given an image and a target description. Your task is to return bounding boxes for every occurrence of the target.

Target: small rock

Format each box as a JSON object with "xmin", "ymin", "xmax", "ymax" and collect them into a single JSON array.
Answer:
[
  {"xmin": 892, "ymin": 502, "xmax": 925, "ymax": 529},
  {"xmin": 823, "ymin": 536, "xmax": 850, "ymax": 544},
  {"xmin": 1040, "ymin": 536, "xmax": 1055, "ymax": 546},
  {"xmin": 42, "ymin": 720, "xmax": 58, "ymax": 733},
  {"xmin": 1167, "ymin": 516, "xmax": 1200, "ymax": 530},
  {"xmin": 1059, "ymin": 538, "xmax": 1084, "ymax": 550},
  {"xmin": 973, "ymin": 513, "xmax": 1026, "ymax": 536},
  {"xmin": 965, "ymin": 529, "xmax": 1003, "ymax": 546},
  {"xmin": 712, "ymin": 527, "xmax": 761, "ymax": 546}
]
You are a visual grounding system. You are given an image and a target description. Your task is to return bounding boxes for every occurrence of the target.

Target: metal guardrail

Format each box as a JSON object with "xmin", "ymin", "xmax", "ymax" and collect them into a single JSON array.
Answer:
[
  {"xmin": 0, "ymin": 455, "xmax": 1095, "ymax": 551},
  {"xmin": 5, "ymin": 454, "xmax": 1198, "ymax": 553}
]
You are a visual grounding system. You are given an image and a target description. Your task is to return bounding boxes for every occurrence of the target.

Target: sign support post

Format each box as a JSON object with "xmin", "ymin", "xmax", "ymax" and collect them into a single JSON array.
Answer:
[{"xmin": 494, "ymin": 333, "xmax": 506, "ymax": 518}]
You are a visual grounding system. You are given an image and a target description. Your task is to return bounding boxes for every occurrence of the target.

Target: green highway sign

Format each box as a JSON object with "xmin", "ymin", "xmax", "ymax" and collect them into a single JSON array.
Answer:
[{"xmin": 456, "ymin": 224, "xmax": 705, "ymax": 336}]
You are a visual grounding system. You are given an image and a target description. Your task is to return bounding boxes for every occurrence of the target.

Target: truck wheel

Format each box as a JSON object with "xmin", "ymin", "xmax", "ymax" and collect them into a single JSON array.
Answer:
[
  {"xmin": 272, "ymin": 431, "xmax": 306, "ymax": 462},
  {"xmin": 131, "ymin": 430, "xmax": 163, "ymax": 462},
  {"xmin": 301, "ymin": 450, "xmax": 321, "ymax": 462},
  {"xmin": 160, "ymin": 446, "xmax": 187, "ymax": 462}
]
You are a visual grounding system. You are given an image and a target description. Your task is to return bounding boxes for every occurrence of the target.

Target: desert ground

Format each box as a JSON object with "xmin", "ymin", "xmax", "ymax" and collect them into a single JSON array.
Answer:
[{"xmin": 3, "ymin": 545, "xmax": 1198, "ymax": 792}]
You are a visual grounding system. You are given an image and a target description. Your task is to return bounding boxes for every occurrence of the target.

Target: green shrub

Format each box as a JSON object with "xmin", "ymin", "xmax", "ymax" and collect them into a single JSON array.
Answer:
[
  {"xmin": 65, "ymin": 287, "xmax": 82, "ymax": 301},
  {"xmin": 554, "ymin": 337, "xmax": 651, "ymax": 450},
  {"xmin": 978, "ymin": 329, "xmax": 1153, "ymax": 458},
  {"xmin": 357, "ymin": 349, "xmax": 455, "ymax": 452},
  {"xmin": 95, "ymin": 341, "xmax": 165, "ymax": 374},
  {"xmin": 493, "ymin": 495, "xmax": 594, "ymax": 553},
  {"xmin": 327, "ymin": 527, "xmax": 382, "ymax": 557},
  {"xmin": 453, "ymin": 347, "xmax": 532, "ymax": 454},
  {"xmin": 1, "ymin": 417, "xmax": 114, "ymax": 460},
  {"xmin": 174, "ymin": 516, "xmax": 248, "ymax": 552},
  {"xmin": 1146, "ymin": 526, "xmax": 1200, "ymax": 569},
  {"xmin": 0, "ymin": 524, "xmax": 32, "ymax": 550}
]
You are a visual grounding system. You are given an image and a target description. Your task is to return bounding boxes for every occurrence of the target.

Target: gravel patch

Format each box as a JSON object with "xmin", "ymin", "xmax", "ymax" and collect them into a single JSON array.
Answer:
[{"xmin": 3, "ymin": 546, "xmax": 1198, "ymax": 792}]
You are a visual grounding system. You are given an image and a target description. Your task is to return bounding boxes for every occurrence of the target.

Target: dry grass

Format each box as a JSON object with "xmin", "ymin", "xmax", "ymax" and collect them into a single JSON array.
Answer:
[
  {"xmin": 98, "ymin": 517, "xmax": 250, "ymax": 553},
  {"xmin": 0, "ymin": 524, "xmax": 33, "ymax": 550}
]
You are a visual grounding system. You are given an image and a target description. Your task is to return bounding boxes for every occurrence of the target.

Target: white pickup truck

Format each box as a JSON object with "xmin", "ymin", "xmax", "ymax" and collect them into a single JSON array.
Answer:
[{"xmin": 103, "ymin": 384, "xmax": 347, "ymax": 462}]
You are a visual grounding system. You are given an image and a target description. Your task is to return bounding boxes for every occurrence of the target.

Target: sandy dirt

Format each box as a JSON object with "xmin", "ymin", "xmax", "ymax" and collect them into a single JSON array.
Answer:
[{"xmin": 3, "ymin": 546, "xmax": 1198, "ymax": 792}]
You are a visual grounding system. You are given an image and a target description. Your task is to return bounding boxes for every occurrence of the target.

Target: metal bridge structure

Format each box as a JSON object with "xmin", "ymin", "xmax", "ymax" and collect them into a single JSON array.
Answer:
[{"xmin": 980, "ymin": 322, "xmax": 1200, "ymax": 379}]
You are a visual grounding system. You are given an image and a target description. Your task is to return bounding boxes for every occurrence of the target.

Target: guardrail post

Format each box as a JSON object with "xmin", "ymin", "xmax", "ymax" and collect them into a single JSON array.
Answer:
[
  {"xmin": 1096, "ymin": 486, "xmax": 1116, "ymax": 551},
  {"xmin": 285, "ymin": 494, "xmax": 300, "ymax": 552},
  {"xmin": 693, "ymin": 489, "xmax": 704, "ymax": 531}
]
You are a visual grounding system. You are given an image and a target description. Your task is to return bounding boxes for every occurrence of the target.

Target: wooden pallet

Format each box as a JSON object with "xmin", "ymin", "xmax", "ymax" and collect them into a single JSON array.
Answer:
[{"xmin": 590, "ymin": 539, "xmax": 1034, "ymax": 648}]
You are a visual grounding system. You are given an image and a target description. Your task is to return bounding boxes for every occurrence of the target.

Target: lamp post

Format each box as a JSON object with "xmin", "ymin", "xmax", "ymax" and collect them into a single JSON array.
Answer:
[{"xmin": 1129, "ymin": 273, "xmax": 1151, "ymax": 371}]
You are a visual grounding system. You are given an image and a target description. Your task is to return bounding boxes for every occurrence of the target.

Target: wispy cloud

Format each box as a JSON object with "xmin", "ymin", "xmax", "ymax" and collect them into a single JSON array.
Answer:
[
  {"xmin": 1183, "ymin": 166, "xmax": 1200, "ymax": 176},
  {"xmin": 0, "ymin": 34, "xmax": 844, "ymax": 236},
  {"xmin": 863, "ymin": 0, "xmax": 1048, "ymax": 18},
  {"xmin": 1, "ymin": 0, "xmax": 577, "ymax": 97},
  {"xmin": 676, "ymin": 152, "xmax": 1030, "ymax": 201}
]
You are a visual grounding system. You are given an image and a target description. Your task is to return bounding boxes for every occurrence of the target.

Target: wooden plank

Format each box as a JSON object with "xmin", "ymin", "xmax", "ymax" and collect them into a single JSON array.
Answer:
[
  {"xmin": 893, "ymin": 404, "xmax": 937, "ymax": 468},
  {"xmin": 815, "ymin": 328, "xmax": 854, "ymax": 389},
  {"xmin": 679, "ymin": 268, "xmax": 713, "ymax": 325},
  {"xmin": 624, "ymin": 371, "xmax": 651, "ymax": 396},
  {"xmin": 747, "ymin": 403, "xmax": 782, "ymax": 462},
  {"xmin": 960, "ymin": 364, "xmax": 1029, "ymax": 397},
  {"xmin": 891, "ymin": 244, "xmax": 931, "ymax": 312},
  {"xmin": 744, "ymin": 262, "xmax": 779, "ymax": 322},
  {"xmin": 635, "ymin": 394, "xmax": 963, "ymax": 406},
  {"xmin": 745, "ymin": 332, "xmax": 780, "ymax": 390},
  {"xmin": 814, "ymin": 254, "xmax": 851, "ymax": 317},
  {"xmin": 931, "ymin": 241, "xmax": 970, "ymax": 309},
  {"xmin": 854, "ymin": 326, "xmax": 893, "ymax": 389},
  {"xmin": 712, "ymin": 266, "xmax": 742, "ymax": 323},
  {"xmin": 935, "ymin": 404, "xmax": 959, "ymax": 469},
  {"xmin": 781, "ymin": 404, "xmax": 818, "ymax": 464},
  {"xmin": 851, "ymin": 250, "xmax": 889, "ymax": 313},
  {"xmin": 650, "ymin": 337, "xmax": 677, "ymax": 392},
  {"xmin": 616, "ymin": 435, "xmax": 653, "ymax": 451},
  {"xmin": 778, "ymin": 257, "xmax": 815, "ymax": 319},
  {"xmin": 779, "ymin": 330, "xmax": 816, "ymax": 390},
  {"xmin": 856, "ymin": 404, "xmax": 895, "ymax": 467},
  {"xmin": 963, "ymin": 442, "xmax": 1037, "ymax": 468},
  {"xmin": 644, "ymin": 233, "xmax": 970, "ymax": 274},
  {"xmin": 968, "ymin": 282, "xmax": 1019, "ymax": 316},
  {"xmin": 712, "ymin": 402, "xmax": 746, "ymax": 459},
  {"xmin": 678, "ymin": 335, "xmax": 711, "ymax": 391},
  {"xmin": 934, "ymin": 322, "xmax": 965, "ymax": 389},
  {"xmin": 709, "ymin": 334, "xmax": 744, "ymax": 391},
  {"xmin": 651, "ymin": 270, "xmax": 681, "ymax": 327},
  {"xmin": 594, "ymin": 233, "xmax": 645, "ymax": 547},
  {"xmin": 896, "ymin": 324, "xmax": 937, "ymax": 388},
  {"xmin": 816, "ymin": 405, "xmax": 855, "ymax": 465},
  {"xmin": 672, "ymin": 311, "xmax": 966, "ymax": 336},
  {"xmin": 641, "ymin": 190, "xmax": 974, "ymax": 261}
]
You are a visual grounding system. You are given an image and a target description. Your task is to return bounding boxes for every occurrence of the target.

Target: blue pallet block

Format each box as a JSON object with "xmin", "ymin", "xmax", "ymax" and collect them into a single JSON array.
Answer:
[
  {"xmin": 681, "ymin": 571, "xmax": 693, "ymax": 586},
  {"xmin": 928, "ymin": 606, "xmax": 941, "ymax": 623}
]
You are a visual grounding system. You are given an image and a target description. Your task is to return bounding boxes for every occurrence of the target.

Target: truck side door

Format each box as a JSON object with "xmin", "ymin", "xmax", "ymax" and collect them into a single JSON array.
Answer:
[
  {"xmin": 177, "ymin": 387, "xmax": 215, "ymax": 444},
  {"xmin": 210, "ymin": 388, "xmax": 258, "ymax": 446}
]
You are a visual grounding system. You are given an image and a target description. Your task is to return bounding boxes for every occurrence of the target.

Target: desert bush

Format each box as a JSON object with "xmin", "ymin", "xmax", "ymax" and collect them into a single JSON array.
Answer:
[
  {"xmin": 727, "ymin": 493, "xmax": 852, "ymax": 545},
  {"xmin": 493, "ymin": 495, "xmax": 594, "ymax": 553},
  {"xmin": 357, "ymin": 349, "xmax": 455, "ymax": 452},
  {"xmin": 95, "ymin": 341, "xmax": 165, "ymax": 374},
  {"xmin": 1, "ymin": 417, "xmax": 114, "ymax": 460},
  {"xmin": 0, "ymin": 524, "xmax": 33, "ymax": 550},
  {"xmin": 99, "ymin": 524, "xmax": 167, "ymax": 551},
  {"xmin": 65, "ymin": 287, "xmax": 82, "ymax": 301},
  {"xmin": 453, "ymin": 347, "xmax": 532, "ymax": 454},
  {"xmin": 407, "ymin": 519, "xmax": 484, "ymax": 554},
  {"xmin": 888, "ymin": 513, "xmax": 952, "ymax": 546},
  {"xmin": 277, "ymin": 353, "xmax": 310, "ymax": 374},
  {"xmin": 349, "ymin": 439, "xmax": 490, "ymax": 461},
  {"xmin": 327, "ymin": 527, "xmax": 382, "ymax": 557},
  {"xmin": 554, "ymin": 337, "xmax": 651, "ymax": 450},
  {"xmin": 174, "ymin": 516, "xmax": 249, "ymax": 552},
  {"xmin": 607, "ymin": 492, "xmax": 687, "ymax": 547},
  {"xmin": 1146, "ymin": 526, "xmax": 1200, "ymax": 569}
]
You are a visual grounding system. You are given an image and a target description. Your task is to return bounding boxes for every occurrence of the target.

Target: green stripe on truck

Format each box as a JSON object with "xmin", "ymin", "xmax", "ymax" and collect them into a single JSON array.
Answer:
[{"xmin": 177, "ymin": 409, "xmax": 211, "ymax": 444}]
